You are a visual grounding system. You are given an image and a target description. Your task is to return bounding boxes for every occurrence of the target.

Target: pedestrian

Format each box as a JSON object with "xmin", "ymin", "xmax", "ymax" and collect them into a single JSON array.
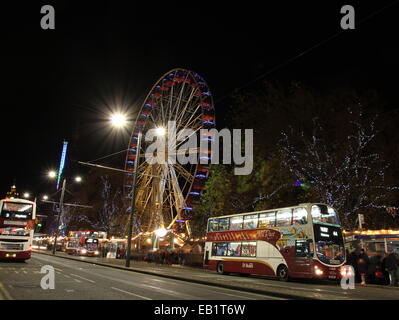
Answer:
[
  {"xmin": 384, "ymin": 248, "xmax": 398, "ymax": 286},
  {"xmin": 357, "ymin": 249, "xmax": 370, "ymax": 286}
]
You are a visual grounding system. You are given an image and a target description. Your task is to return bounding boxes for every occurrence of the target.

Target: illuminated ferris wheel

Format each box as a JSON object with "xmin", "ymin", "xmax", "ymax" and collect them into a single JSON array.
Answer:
[{"xmin": 124, "ymin": 69, "xmax": 215, "ymax": 237}]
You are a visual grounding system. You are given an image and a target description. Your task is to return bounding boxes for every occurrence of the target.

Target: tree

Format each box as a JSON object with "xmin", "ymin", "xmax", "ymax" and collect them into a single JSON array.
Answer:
[
  {"xmin": 76, "ymin": 175, "xmax": 127, "ymax": 237},
  {"xmin": 280, "ymin": 105, "xmax": 399, "ymax": 229}
]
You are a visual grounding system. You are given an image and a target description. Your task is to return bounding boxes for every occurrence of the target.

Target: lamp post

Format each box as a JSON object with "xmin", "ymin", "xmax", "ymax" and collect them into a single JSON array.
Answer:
[
  {"xmin": 125, "ymin": 131, "xmax": 142, "ymax": 267},
  {"xmin": 52, "ymin": 178, "xmax": 66, "ymax": 255}
]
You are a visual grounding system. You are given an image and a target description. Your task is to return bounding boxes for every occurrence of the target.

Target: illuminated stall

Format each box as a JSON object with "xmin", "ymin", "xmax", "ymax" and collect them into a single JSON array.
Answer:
[{"xmin": 344, "ymin": 229, "xmax": 399, "ymax": 254}]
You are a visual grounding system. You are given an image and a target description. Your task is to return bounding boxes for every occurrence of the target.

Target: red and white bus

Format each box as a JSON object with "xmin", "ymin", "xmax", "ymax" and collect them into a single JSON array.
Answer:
[
  {"xmin": 0, "ymin": 198, "xmax": 36, "ymax": 261},
  {"xmin": 204, "ymin": 203, "xmax": 347, "ymax": 281},
  {"xmin": 66, "ymin": 231, "xmax": 106, "ymax": 256}
]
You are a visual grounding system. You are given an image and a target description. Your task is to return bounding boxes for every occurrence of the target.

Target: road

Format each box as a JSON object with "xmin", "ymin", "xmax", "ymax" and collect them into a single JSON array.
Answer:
[
  {"xmin": 1, "ymin": 253, "xmax": 399, "ymax": 300},
  {"xmin": 0, "ymin": 254, "xmax": 282, "ymax": 300}
]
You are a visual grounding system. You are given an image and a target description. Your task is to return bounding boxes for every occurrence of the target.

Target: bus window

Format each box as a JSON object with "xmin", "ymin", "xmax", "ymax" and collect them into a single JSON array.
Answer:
[
  {"xmin": 208, "ymin": 219, "xmax": 219, "ymax": 232},
  {"xmin": 227, "ymin": 242, "xmax": 241, "ymax": 256},
  {"xmin": 208, "ymin": 218, "xmax": 229, "ymax": 232},
  {"xmin": 230, "ymin": 216, "xmax": 243, "ymax": 230},
  {"xmin": 218, "ymin": 218, "xmax": 230, "ymax": 231},
  {"xmin": 311, "ymin": 205, "xmax": 339, "ymax": 225},
  {"xmin": 292, "ymin": 207, "xmax": 308, "ymax": 225},
  {"xmin": 212, "ymin": 243, "xmax": 228, "ymax": 256},
  {"xmin": 241, "ymin": 241, "xmax": 256, "ymax": 257},
  {"xmin": 295, "ymin": 240, "xmax": 309, "ymax": 257},
  {"xmin": 243, "ymin": 214, "xmax": 258, "ymax": 229},
  {"xmin": 276, "ymin": 209, "xmax": 292, "ymax": 227},
  {"xmin": 258, "ymin": 212, "xmax": 276, "ymax": 228}
]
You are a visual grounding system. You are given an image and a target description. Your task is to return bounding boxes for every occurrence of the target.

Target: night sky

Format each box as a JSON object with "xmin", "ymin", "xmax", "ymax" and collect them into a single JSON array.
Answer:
[{"xmin": 1, "ymin": 1, "xmax": 399, "ymax": 198}]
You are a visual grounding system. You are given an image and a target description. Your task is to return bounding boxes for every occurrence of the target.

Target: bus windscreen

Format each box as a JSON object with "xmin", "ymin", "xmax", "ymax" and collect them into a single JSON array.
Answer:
[{"xmin": 0, "ymin": 202, "xmax": 33, "ymax": 219}]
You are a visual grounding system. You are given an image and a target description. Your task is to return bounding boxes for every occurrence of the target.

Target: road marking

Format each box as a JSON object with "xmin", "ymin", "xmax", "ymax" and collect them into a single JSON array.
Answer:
[
  {"xmin": 73, "ymin": 279, "xmax": 82, "ymax": 283},
  {"xmin": 63, "ymin": 274, "xmax": 71, "ymax": 278},
  {"xmin": 54, "ymin": 268, "xmax": 63, "ymax": 272},
  {"xmin": 22, "ymin": 271, "xmax": 27, "ymax": 274},
  {"xmin": 0, "ymin": 282, "xmax": 13, "ymax": 300},
  {"xmin": 70, "ymin": 274, "xmax": 95, "ymax": 283},
  {"xmin": 14, "ymin": 271, "xmax": 19, "ymax": 274},
  {"xmin": 65, "ymin": 289, "xmax": 75, "ymax": 293},
  {"xmin": 111, "ymin": 287, "xmax": 152, "ymax": 300}
]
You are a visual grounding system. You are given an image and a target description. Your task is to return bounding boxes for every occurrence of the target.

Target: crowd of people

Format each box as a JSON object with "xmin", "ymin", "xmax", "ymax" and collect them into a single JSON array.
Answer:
[{"xmin": 346, "ymin": 248, "xmax": 399, "ymax": 286}]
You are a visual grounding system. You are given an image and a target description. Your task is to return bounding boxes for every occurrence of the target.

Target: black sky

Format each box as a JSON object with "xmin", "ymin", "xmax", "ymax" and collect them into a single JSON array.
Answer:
[{"xmin": 1, "ymin": 0, "xmax": 399, "ymax": 198}]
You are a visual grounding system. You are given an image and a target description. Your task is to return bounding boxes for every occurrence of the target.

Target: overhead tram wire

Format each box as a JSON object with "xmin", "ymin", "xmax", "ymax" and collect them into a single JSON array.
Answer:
[
  {"xmin": 214, "ymin": 0, "xmax": 399, "ymax": 104},
  {"xmin": 85, "ymin": 148, "xmax": 128, "ymax": 164}
]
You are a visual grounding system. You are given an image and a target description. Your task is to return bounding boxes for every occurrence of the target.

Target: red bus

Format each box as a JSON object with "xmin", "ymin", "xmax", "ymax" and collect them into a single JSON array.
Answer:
[
  {"xmin": 66, "ymin": 231, "xmax": 106, "ymax": 256},
  {"xmin": 203, "ymin": 203, "xmax": 347, "ymax": 281},
  {"xmin": 0, "ymin": 198, "xmax": 36, "ymax": 261}
]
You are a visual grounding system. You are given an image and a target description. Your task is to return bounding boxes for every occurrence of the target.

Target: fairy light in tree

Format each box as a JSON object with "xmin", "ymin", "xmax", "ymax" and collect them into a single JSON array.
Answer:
[{"xmin": 280, "ymin": 107, "xmax": 399, "ymax": 229}]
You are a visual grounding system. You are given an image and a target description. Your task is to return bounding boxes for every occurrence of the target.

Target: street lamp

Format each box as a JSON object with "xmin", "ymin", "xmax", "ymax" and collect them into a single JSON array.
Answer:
[
  {"xmin": 155, "ymin": 227, "xmax": 167, "ymax": 237},
  {"xmin": 42, "ymin": 195, "xmax": 49, "ymax": 200},
  {"xmin": 23, "ymin": 192, "xmax": 30, "ymax": 199},
  {"xmin": 110, "ymin": 113, "xmax": 128, "ymax": 128},
  {"xmin": 48, "ymin": 171, "xmax": 57, "ymax": 179},
  {"xmin": 155, "ymin": 126, "xmax": 166, "ymax": 136},
  {"xmin": 48, "ymin": 172, "xmax": 82, "ymax": 255}
]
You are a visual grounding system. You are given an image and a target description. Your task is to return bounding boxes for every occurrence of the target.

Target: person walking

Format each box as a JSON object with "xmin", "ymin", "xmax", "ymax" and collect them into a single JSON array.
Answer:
[
  {"xmin": 357, "ymin": 249, "xmax": 370, "ymax": 286},
  {"xmin": 384, "ymin": 249, "xmax": 398, "ymax": 286}
]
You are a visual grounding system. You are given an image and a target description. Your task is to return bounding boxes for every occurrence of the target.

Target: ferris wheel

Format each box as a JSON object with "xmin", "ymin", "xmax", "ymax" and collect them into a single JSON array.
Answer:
[{"xmin": 124, "ymin": 69, "xmax": 215, "ymax": 237}]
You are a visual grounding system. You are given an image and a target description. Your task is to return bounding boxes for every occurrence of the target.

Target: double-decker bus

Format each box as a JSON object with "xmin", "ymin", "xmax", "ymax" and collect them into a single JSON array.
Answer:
[
  {"xmin": 66, "ymin": 231, "xmax": 105, "ymax": 256},
  {"xmin": 204, "ymin": 203, "xmax": 347, "ymax": 281},
  {"xmin": 0, "ymin": 198, "xmax": 36, "ymax": 261}
]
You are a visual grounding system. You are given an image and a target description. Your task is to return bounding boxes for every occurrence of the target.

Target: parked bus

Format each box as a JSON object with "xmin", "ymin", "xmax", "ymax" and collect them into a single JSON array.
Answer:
[
  {"xmin": 0, "ymin": 198, "xmax": 36, "ymax": 261},
  {"xmin": 204, "ymin": 203, "xmax": 347, "ymax": 281}
]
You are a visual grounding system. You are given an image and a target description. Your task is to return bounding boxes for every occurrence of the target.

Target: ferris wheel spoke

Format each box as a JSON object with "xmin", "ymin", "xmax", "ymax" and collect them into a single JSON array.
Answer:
[
  {"xmin": 175, "ymin": 123, "xmax": 203, "ymax": 149},
  {"xmin": 173, "ymin": 163, "xmax": 195, "ymax": 184},
  {"xmin": 175, "ymin": 89, "xmax": 198, "ymax": 127},
  {"xmin": 173, "ymin": 76, "xmax": 189, "ymax": 119}
]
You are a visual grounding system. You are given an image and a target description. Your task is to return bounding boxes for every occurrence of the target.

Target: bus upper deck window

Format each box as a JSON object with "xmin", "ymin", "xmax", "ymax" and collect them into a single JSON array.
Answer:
[
  {"xmin": 311, "ymin": 205, "xmax": 339, "ymax": 225},
  {"xmin": 230, "ymin": 216, "xmax": 243, "ymax": 230},
  {"xmin": 292, "ymin": 208, "xmax": 307, "ymax": 225},
  {"xmin": 258, "ymin": 212, "xmax": 276, "ymax": 228},
  {"xmin": 243, "ymin": 214, "xmax": 258, "ymax": 229},
  {"xmin": 276, "ymin": 209, "xmax": 292, "ymax": 227}
]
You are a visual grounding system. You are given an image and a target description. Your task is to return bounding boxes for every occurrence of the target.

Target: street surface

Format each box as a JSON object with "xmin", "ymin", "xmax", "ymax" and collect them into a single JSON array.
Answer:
[
  {"xmin": 1, "ymin": 253, "xmax": 398, "ymax": 300},
  {"xmin": 0, "ymin": 254, "xmax": 280, "ymax": 300}
]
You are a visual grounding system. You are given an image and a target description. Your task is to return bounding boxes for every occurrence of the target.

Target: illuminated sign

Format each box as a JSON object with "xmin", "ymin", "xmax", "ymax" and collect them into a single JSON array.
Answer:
[{"xmin": 57, "ymin": 141, "xmax": 68, "ymax": 190}]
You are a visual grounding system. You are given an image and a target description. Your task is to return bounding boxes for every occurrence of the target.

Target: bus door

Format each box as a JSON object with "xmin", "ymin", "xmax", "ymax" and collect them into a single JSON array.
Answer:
[{"xmin": 292, "ymin": 239, "xmax": 313, "ymax": 276}]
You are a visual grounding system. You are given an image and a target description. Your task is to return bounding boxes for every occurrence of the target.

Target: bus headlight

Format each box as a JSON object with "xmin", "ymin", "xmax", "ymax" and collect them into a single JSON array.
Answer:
[
  {"xmin": 314, "ymin": 265, "xmax": 324, "ymax": 276},
  {"xmin": 81, "ymin": 249, "xmax": 87, "ymax": 254},
  {"xmin": 94, "ymin": 251, "xmax": 99, "ymax": 255},
  {"xmin": 340, "ymin": 265, "xmax": 353, "ymax": 277}
]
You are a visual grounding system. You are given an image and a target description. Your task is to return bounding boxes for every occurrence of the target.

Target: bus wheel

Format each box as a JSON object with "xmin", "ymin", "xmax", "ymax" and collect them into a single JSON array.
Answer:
[
  {"xmin": 277, "ymin": 265, "xmax": 289, "ymax": 281},
  {"xmin": 216, "ymin": 262, "xmax": 229, "ymax": 275}
]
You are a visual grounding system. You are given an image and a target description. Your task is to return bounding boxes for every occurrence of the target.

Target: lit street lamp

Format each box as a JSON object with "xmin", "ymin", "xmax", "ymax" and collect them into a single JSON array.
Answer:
[
  {"xmin": 42, "ymin": 195, "xmax": 49, "ymax": 200},
  {"xmin": 110, "ymin": 113, "xmax": 127, "ymax": 128},
  {"xmin": 48, "ymin": 171, "xmax": 57, "ymax": 179},
  {"xmin": 23, "ymin": 192, "xmax": 30, "ymax": 199}
]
